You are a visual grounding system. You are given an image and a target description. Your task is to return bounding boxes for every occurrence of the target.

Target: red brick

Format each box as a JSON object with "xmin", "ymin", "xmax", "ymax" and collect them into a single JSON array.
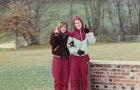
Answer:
[
  {"xmin": 108, "ymin": 75, "xmax": 116, "ymax": 78},
  {"xmin": 113, "ymin": 79, "xmax": 121, "ymax": 82},
  {"xmin": 135, "ymin": 69, "xmax": 140, "ymax": 72},
  {"xmin": 99, "ymin": 82, "xmax": 108, "ymax": 85},
  {"xmin": 127, "ymin": 83, "xmax": 136, "ymax": 86},
  {"xmin": 130, "ymin": 65, "xmax": 139, "ymax": 68},
  {"xmin": 92, "ymin": 82, "xmax": 100, "ymax": 84},
  {"xmin": 117, "ymin": 83, "xmax": 123, "ymax": 86},
  {"xmin": 126, "ymin": 83, "xmax": 131, "ymax": 86},
  {"xmin": 91, "ymin": 84, "xmax": 96, "ymax": 88},
  {"xmin": 113, "ymin": 72, "xmax": 120, "ymax": 75},
  {"xmin": 129, "ymin": 84, "xmax": 135, "ymax": 86},
  {"xmin": 121, "ymin": 72, "xmax": 129, "ymax": 75},
  {"xmin": 100, "ymin": 68, "xmax": 108, "ymax": 71},
  {"xmin": 109, "ymin": 83, "xmax": 116, "ymax": 85},
  {"xmin": 95, "ymin": 64, "xmax": 104, "ymax": 67},
  {"xmin": 117, "ymin": 69, "xmax": 125, "ymax": 72},
  {"xmin": 122, "ymin": 80, "xmax": 130, "ymax": 83},
  {"xmin": 104, "ymin": 65, "xmax": 111, "ymax": 68},
  {"xmin": 94, "ymin": 68, "xmax": 100, "ymax": 71},
  {"xmin": 130, "ymin": 80, "xmax": 140, "ymax": 84},
  {"xmin": 91, "ymin": 88, "xmax": 99, "ymax": 90},
  {"xmin": 117, "ymin": 76, "xmax": 125, "ymax": 79},
  {"xmin": 94, "ymin": 78, "xmax": 101, "ymax": 82},
  {"xmin": 91, "ymin": 75, "xmax": 95, "ymax": 77},
  {"xmin": 107, "ymin": 72, "xmax": 110, "ymax": 74},
  {"xmin": 120, "ymin": 65, "xmax": 130, "ymax": 68},
  {"xmin": 90, "ymin": 64, "xmax": 96, "ymax": 67},
  {"xmin": 91, "ymin": 78, "xmax": 96, "ymax": 81},
  {"xmin": 99, "ymin": 75, "xmax": 106, "ymax": 78},
  {"xmin": 96, "ymin": 71, "xmax": 104, "ymax": 74},
  {"xmin": 91, "ymin": 75, "xmax": 100, "ymax": 77},
  {"xmin": 107, "ymin": 72, "xmax": 113, "ymax": 75}
]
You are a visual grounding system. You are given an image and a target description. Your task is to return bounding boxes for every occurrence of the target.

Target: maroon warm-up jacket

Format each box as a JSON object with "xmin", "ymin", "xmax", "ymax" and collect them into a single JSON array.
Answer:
[{"xmin": 50, "ymin": 32, "xmax": 70, "ymax": 59}]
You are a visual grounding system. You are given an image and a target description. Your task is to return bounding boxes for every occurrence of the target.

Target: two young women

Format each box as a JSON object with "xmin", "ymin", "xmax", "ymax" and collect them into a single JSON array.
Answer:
[{"xmin": 50, "ymin": 16, "xmax": 96, "ymax": 90}]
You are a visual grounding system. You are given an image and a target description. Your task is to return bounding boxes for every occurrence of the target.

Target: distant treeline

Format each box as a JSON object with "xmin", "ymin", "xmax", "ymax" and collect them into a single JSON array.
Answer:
[{"xmin": 0, "ymin": 0, "xmax": 140, "ymax": 47}]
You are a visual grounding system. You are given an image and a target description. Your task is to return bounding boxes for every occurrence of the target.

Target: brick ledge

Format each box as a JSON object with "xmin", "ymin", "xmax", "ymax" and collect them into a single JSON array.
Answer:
[{"xmin": 90, "ymin": 60, "xmax": 140, "ymax": 65}]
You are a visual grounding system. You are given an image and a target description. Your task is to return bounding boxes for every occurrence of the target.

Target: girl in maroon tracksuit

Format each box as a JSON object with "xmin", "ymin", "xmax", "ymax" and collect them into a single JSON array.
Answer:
[
  {"xmin": 50, "ymin": 21, "xmax": 70, "ymax": 90},
  {"xmin": 67, "ymin": 16, "xmax": 96, "ymax": 90}
]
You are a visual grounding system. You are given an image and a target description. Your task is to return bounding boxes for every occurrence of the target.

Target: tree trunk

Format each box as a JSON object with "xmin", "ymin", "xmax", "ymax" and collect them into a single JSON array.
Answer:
[
  {"xmin": 101, "ymin": 0, "xmax": 105, "ymax": 41},
  {"xmin": 89, "ymin": 0, "xmax": 96, "ymax": 33},
  {"xmin": 18, "ymin": 31, "xmax": 30, "ymax": 46},
  {"xmin": 70, "ymin": 0, "xmax": 73, "ymax": 30},
  {"xmin": 113, "ymin": 0, "xmax": 126, "ymax": 41},
  {"xmin": 15, "ymin": 29, "xmax": 18, "ymax": 48},
  {"xmin": 83, "ymin": 0, "xmax": 92, "ymax": 30},
  {"xmin": 96, "ymin": 0, "xmax": 102, "ymax": 41},
  {"xmin": 138, "ymin": 0, "xmax": 140, "ymax": 35},
  {"xmin": 132, "ymin": 0, "xmax": 140, "ymax": 35},
  {"xmin": 127, "ymin": 0, "xmax": 133, "ymax": 35}
]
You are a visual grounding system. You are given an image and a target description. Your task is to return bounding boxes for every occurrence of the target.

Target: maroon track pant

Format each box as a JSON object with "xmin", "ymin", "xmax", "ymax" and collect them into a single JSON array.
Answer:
[
  {"xmin": 70, "ymin": 55, "xmax": 90, "ymax": 90},
  {"xmin": 52, "ymin": 57, "xmax": 70, "ymax": 90}
]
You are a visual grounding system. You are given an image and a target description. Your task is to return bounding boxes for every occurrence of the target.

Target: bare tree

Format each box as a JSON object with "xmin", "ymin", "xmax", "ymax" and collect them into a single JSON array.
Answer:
[
  {"xmin": 83, "ymin": 0, "xmax": 92, "ymax": 30},
  {"xmin": 89, "ymin": 0, "xmax": 97, "ymax": 34},
  {"xmin": 100, "ymin": 0, "xmax": 107, "ymax": 41},
  {"xmin": 132, "ymin": 0, "xmax": 140, "ymax": 34},
  {"xmin": 0, "ymin": 0, "xmax": 36, "ymax": 48},
  {"xmin": 70, "ymin": 0, "xmax": 73, "ymax": 30},
  {"xmin": 139, "ymin": 0, "xmax": 140, "ymax": 34},
  {"xmin": 113, "ymin": 0, "xmax": 126, "ymax": 40},
  {"xmin": 95, "ymin": 0, "xmax": 102, "ymax": 41},
  {"xmin": 28, "ymin": 0, "xmax": 53, "ymax": 44},
  {"xmin": 126, "ymin": 0, "xmax": 134, "ymax": 35},
  {"xmin": 107, "ymin": 0, "xmax": 116, "ymax": 34},
  {"xmin": 88, "ymin": 0, "xmax": 108, "ymax": 41}
]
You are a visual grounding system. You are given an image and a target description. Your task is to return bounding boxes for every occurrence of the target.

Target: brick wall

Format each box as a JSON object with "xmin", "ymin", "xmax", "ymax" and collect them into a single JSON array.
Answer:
[{"xmin": 89, "ymin": 60, "xmax": 140, "ymax": 90}]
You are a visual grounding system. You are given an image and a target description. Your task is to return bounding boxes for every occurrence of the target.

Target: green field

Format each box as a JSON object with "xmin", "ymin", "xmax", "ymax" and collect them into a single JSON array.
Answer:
[{"xmin": 0, "ymin": 42, "xmax": 140, "ymax": 90}]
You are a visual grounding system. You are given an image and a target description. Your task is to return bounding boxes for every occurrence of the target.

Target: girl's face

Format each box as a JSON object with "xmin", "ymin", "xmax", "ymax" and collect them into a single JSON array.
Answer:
[
  {"xmin": 74, "ymin": 20, "xmax": 82, "ymax": 30},
  {"xmin": 60, "ymin": 24, "xmax": 67, "ymax": 33}
]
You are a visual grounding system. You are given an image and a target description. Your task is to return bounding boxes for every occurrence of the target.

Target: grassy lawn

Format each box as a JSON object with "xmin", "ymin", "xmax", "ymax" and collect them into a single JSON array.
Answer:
[
  {"xmin": 0, "ymin": 45, "xmax": 53, "ymax": 90},
  {"xmin": 90, "ymin": 42, "xmax": 140, "ymax": 61},
  {"xmin": 0, "ymin": 42, "xmax": 140, "ymax": 90}
]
